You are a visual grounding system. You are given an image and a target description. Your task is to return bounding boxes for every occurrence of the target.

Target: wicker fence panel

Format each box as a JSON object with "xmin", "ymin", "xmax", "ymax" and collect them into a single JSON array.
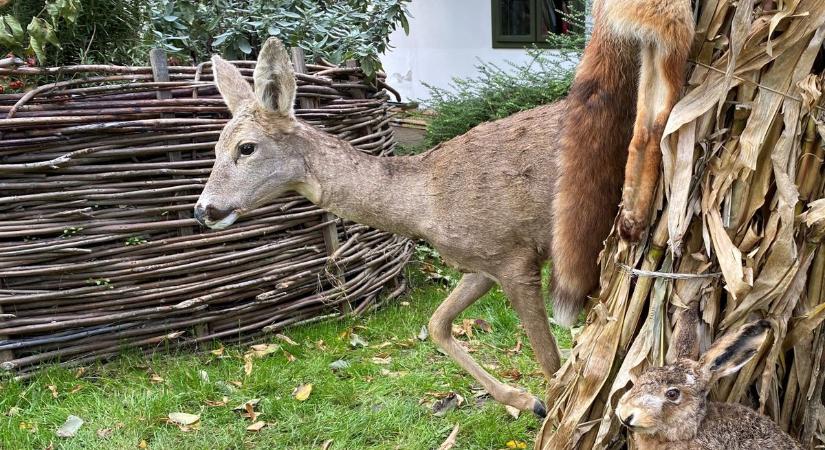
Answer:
[{"xmin": 0, "ymin": 54, "xmax": 412, "ymax": 377}]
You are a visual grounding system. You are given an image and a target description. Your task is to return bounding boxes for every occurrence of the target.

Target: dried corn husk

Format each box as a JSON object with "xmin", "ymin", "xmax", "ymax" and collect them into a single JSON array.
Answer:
[{"xmin": 537, "ymin": 1, "xmax": 825, "ymax": 449}]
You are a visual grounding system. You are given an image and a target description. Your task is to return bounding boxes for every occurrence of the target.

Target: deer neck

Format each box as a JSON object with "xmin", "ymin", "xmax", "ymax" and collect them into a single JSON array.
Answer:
[{"xmin": 296, "ymin": 126, "xmax": 429, "ymax": 239}]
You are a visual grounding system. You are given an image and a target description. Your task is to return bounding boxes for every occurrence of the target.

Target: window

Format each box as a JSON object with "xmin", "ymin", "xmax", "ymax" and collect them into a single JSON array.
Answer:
[{"xmin": 491, "ymin": 0, "xmax": 581, "ymax": 48}]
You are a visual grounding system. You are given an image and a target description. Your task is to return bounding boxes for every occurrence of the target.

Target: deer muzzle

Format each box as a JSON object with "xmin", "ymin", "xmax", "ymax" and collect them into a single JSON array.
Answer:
[{"xmin": 194, "ymin": 203, "xmax": 240, "ymax": 230}]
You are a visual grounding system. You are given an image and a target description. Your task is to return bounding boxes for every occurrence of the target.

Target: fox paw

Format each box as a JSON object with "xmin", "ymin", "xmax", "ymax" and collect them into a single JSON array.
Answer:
[{"xmin": 618, "ymin": 210, "xmax": 647, "ymax": 243}]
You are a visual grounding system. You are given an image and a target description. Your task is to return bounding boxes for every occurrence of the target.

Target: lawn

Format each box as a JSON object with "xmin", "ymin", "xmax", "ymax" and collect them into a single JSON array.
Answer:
[{"xmin": 0, "ymin": 266, "xmax": 571, "ymax": 450}]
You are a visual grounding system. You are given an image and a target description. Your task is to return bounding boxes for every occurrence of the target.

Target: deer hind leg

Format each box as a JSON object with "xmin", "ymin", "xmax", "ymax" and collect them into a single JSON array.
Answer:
[
  {"xmin": 499, "ymin": 269, "xmax": 562, "ymax": 381},
  {"xmin": 428, "ymin": 273, "xmax": 547, "ymax": 417},
  {"xmin": 618, "ymin": 17, "xmax": 693, "ymax": 242}
]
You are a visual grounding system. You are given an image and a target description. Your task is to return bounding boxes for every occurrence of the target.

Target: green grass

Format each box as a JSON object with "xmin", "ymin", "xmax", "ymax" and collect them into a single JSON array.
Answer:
[{"xmin": 0, "ymin": 267, "xmax": 571, "ymax": 450}]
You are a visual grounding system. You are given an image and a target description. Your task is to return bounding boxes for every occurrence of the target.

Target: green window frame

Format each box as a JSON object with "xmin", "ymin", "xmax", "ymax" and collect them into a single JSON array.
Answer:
[{"xmin": 491, "ymin": 0, "xmax": 581, "ymax": 49}]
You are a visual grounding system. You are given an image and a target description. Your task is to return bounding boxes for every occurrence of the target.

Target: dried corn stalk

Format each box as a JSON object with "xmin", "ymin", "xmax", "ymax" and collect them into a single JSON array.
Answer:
[{"xmin": 536, "ymin": 1, "xmax": 825, "ymax": 449}]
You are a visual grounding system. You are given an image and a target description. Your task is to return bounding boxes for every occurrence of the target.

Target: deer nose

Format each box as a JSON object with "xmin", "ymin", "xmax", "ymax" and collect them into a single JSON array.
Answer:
[
  {"xmin": 193, "ymin": 204, "xmax": 207, "ymax": 226},
  {"xmin": 194, "ymin": 203, "xmax": 234, "ymax": 226}
]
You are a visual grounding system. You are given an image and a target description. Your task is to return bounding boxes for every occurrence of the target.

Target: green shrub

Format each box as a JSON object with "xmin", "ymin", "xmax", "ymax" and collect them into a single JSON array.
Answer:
[
  {"xmin": 420, "ymin": 47, "xmax": 578, "ymax": 150},
  {"xmin": 147, "ymin": 0, "xmax": 409, "ymax": 77},
  {"xmin": 0, "ymin": 0, "xmax": 146, "ymax": 66},
  {"xmin": 1, "ymin": 0, "xmax": 408, "ymax": 76}
]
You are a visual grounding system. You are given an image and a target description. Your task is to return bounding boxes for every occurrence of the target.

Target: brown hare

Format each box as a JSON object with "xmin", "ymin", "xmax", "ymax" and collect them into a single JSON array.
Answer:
[{"xmin": 616, "ymin": 320, "xmax": 802, "ymax": 449}]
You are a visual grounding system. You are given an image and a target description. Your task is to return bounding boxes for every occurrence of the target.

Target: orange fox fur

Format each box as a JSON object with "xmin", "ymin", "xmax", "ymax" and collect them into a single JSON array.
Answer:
[{"xmin": 551, "ymin": 0, "xmax": 694, "ymax": 325}]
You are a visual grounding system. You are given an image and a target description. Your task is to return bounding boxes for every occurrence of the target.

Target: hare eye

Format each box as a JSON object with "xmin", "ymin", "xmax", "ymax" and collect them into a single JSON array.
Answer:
[
  {"xmin": 665, "ymin": 388, "xmax": 680, "ymax": 401},
  {"xmin": 238, "ymin": 143, "xmax": 256, "ymax": 156}
]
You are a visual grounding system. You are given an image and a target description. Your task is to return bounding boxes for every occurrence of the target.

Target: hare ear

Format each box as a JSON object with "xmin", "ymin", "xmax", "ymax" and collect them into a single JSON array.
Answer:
[
  {"xmin": 698, "ymin": 319, "xmax": 770, "ymax": 384},
  {"xmin": 253, "ymin": 37, "xmax": 297, "ymax": 116},
  {"xmin": 211, "ymin": 55, "xmax": 254, "ymax": 114},
  {"xmin": 666, "ymin": 304, "xmax": 700, "ymax": 364}
]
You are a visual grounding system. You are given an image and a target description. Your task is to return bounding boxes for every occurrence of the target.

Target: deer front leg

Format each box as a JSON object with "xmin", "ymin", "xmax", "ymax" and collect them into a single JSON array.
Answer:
[
  {"xmin": 428, "ymin": 273, "xmax": 547, "ymax": 417},
  {"xmin": 618, "ymin": 12, "xmax": 693, "ymax": 242}
]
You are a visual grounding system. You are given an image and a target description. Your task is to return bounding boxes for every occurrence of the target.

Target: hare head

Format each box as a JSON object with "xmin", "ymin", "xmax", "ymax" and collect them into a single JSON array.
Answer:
[
  {"xmin": 615, "ymin": 319, "xmax": 770, "ymax": 442},
  {"xmin": 195, "ymin": 37, "xmax": 308, "ymax": 230}
]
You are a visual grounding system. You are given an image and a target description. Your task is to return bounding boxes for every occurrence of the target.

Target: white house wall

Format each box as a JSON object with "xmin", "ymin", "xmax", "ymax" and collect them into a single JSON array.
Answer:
[{"xmin": 381, "ymin": 0, "xmax": 570, "ymax": 102}]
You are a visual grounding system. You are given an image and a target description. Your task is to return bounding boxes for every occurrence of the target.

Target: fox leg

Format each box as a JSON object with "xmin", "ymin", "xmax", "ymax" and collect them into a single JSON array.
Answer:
[{"xmin": 616, "ymin": 6, "xmax": 694, "ymax": 242}]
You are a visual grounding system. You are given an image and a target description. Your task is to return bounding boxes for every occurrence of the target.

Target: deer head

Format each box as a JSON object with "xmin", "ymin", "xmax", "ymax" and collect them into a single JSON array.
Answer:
[{"xmin": 194, "ymin": 38, "xmax": 305, "ymax": 229}]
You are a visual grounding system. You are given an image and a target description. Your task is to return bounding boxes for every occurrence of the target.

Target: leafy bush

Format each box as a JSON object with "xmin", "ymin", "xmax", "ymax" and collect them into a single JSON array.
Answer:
[
  {"xmin": 1, "ymin": 0, "xmax": 408, "ymax": 77},
  {"xmin": 148, "ymin": 0, "xmax": 409, "ymax": 76},
  {"xmin": 0, "ymin": 0, "xmax": 146, "ymax": 65},
  {"xmin": 420, "ymin": 47, "xmax": 578, "ymax": 149}
]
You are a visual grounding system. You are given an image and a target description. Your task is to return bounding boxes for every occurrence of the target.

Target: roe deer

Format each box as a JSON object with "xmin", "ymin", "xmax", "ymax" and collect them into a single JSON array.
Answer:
[
  {"xmin": 551, "ymin": 0, "xmax": 695, "ymax": 324},
  {"xmin": 195, "ymin": 37, "xmax": 566, "ymax": 416},
  {"xmin": 617, "ymin": 319, "xmax": 802, "ymax": 449}
]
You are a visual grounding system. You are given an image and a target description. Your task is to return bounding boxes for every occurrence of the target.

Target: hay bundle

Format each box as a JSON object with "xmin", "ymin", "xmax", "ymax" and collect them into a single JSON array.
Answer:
[{"xmin": 537, "ymin": 2, "xmax": 825, "ymax": 449}]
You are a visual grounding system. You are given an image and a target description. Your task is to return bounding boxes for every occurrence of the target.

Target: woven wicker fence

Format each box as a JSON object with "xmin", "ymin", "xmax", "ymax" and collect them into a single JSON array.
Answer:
[{"xmin": 0, "ymin": 50, "xmax": 413, "ymax": 378}]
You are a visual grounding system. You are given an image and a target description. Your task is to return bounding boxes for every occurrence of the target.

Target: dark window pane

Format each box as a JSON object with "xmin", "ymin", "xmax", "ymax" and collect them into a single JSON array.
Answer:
[
  {"xmin": 500, "ymin": 0, "xmax": 532, "ymax": 36},
  {"xmin": 538, "ymin": 0, "xmax": 581, "ymax": 36}
]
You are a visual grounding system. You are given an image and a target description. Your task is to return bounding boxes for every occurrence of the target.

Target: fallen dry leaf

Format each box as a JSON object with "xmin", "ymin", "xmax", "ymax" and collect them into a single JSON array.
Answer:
[
  {"xmin": 316, "ymin": 340, "xmax": 327, "ymax": 351},
  {"xmin": 431, "ymin": 393, "xmax": 464, "ymax": 417},
  {"xmin": 47, "ymin": 385, "xmax": 58, "ymax": 399},
  {"xmin": 138, "ymin": 439, "xmax": 148, "ymax": 448},
  {"xmin": 204, "ymin": 397, "xmax": 228, "ymax": 407},
  {"xmin": 96, "ymin": 428, "xmax": 112, "ymax": 439},
  {"xmin": 508, "ymin": 339, "xmax": 523, "ymax": 355},
  {"xmin": 233, "ymin": 399, "xmax": 260, "ymax": 412},
  {"xmin": 243, "ymin": 403, "xmax": 260, "ymax": 422},
  {"xmin": 229, "ymin": 380, "xmax": 243, "ymax": 388},
  {"xmin": 247, "ymin": 343, "xmax": 279, "ymax": 358},
  {"xmin": 246, "ymin": 421, "xmax": 266, "ymax": 432},
  {"xmin": 417, "ymin": 325, "xmax": 429, "ymax": 341},
  {"xmin": 380, "ymin": 368, "xmax": 408, "ymax": 378},
  {"xmin": 210, "ymin": 346, "xmax": 225, "ymax": 357},
  {"xmin": 275, "ymin": 333, "xmax": 298, "ymax": 345},
  {"xmin": 167, "ymin": 412, "xmax": 200, "ymax": 426},
  {"xmin": 499, "ymin": 368, "xmax": 522, "ymax": 381},
  {"xmin": 321, "ymin": 439, "xmax": 333, "ymax": 450},
  {"xmin": 292, "ymin": 383, "xmax": 313, "ymax": 401},
  {"xmin": 149, "ymin": 373, "xmax": 164, "ymax": 384},
  {"xmin": 349, "ymin": 333, "xmax": 368, "ymax": 348},
  {"xmin": 69, "ymin": 385, "xmax": 83, "ymax": 394},
  {"xmin": 400, "ymin": 301, "xmax": 410, "ymax": 306},
  {"xmin": 56, "ymin": 415, "xmax": 83, "ymax": 438},
  {"xmin": 74, "ymin": 367, "xmax": 86, "ymax": 378},
  {"xmin": 284, "ymin": 351, "xmax": 296, "ymax": 363},
  {"xmin": 243, "ymin": 356, "xmax": 253, "ymax": 376},
  {"xmin": 371, "ymin": 356, "xmax": 392, "ymax": 365},
  {"xmin": 7, "ymin": 406, "xmax": 21, "ymax": 416}
]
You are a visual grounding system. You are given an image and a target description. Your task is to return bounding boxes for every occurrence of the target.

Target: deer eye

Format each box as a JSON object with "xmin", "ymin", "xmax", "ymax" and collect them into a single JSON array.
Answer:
[
  {"xmin": 238, "ymin": 143, "xmax": 256, "ymax": 156},
  {"xmin": 665, "ymin": 388, "xmax": 680, "ymax": 402}
]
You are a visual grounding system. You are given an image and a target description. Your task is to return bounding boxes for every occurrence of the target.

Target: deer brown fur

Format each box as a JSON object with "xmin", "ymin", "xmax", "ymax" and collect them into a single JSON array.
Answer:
[{"xmin": 195, "ymin": 38, "xmax": 567, "ymax": 416}]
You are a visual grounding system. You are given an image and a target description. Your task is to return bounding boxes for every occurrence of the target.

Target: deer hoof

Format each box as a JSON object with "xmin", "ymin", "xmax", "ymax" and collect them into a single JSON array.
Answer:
[
  {"xmin": 532, "ymin": 397, "xmax": 547, "ymax": 418},
  {"xmin": 618, "ymin": 211, "xmax": 646, "ymax": 243}
]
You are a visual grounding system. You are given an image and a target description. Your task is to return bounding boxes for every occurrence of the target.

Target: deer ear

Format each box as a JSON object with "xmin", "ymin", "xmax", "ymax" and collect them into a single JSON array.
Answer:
[
  {"xmin": 211, "ymin": 55, "xmax": 254, "ymax": 114},
  {"xmin": 253, "ymin": 37, "xmax": 297, "ymax": 117},
  {"xmin": 698, "ymin": 319, "xmax": 770, "ymax": 384}
]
